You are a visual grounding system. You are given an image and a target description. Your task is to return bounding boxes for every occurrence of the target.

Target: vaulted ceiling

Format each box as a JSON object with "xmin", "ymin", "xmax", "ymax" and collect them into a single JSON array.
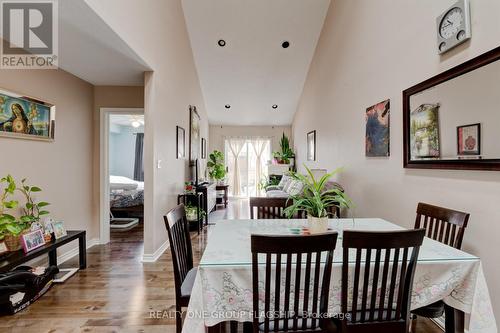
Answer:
[{"xmin": 182, "ymin": 0, "xmax": 330, "ymax": 126}]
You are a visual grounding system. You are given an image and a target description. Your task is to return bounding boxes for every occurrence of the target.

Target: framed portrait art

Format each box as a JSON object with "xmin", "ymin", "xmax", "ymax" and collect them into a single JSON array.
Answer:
[
  {"xmin": 189, "ymin": 105, "xmax": 201, "ymax": 163},
  {"xmin": 176, "ymin": 126, "xmax": 186, "ymax": 159},
  {"xmin": 307, "ymin": 130, "xmax": 316, "ymax": 161},
  {"xmin": 0, "ymin": 88, "xmax": 55, "ymax": 141},
  {"xmin": 201, "ymin": 138, "xmax": 207, "ymax": 159},
  {"xmin": 457, "ymin": 123, "xmax": 481, "ymax": 156}
]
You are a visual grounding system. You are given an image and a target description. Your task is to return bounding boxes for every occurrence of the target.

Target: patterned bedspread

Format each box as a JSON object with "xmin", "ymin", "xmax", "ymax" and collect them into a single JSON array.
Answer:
[{"xmin": 110, "ymin": 189, "xmax": 144, "ymax": 208}]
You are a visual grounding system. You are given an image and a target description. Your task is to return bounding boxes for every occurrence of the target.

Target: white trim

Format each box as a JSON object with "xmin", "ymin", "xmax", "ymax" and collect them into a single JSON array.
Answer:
[
  {"xmin": 99, "ymin": 107, "xmax": 144, "ymax": 245},
  {"xmin": 58, "ymin": 238, "xmax": 101, "ymax": 265},
  {"xmin": 141, "ymin": 240, "xmax": 169, "ymax": 263}
]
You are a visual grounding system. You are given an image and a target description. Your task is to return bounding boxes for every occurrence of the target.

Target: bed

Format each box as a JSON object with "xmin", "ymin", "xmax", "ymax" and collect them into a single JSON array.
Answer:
[{"xmin": 110, "ymin": 176, "xmax": 144, "ymax": 216}]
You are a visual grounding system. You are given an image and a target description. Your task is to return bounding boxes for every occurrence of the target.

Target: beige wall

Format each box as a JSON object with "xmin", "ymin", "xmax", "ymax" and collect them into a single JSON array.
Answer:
[
  {"xmin": 85, "ymin": 0, "xmax": 208, "ymax": 255},
  {"xmin": 209, "ymin": 125, "xmax": 292, "ymax": 154},
  {"xmin": 0, "ymin": 69, "xmax": 96, "ymax": 243},
  {"xmin": 292, "ymin": 0, "xmax": 500, "ymax": 320}
]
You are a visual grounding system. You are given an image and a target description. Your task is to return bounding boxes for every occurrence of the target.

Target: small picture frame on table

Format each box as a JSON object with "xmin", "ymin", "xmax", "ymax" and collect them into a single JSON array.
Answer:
[
  {"xmin": 21, "ymin": 229, "xmax": 46, "ymax": 253},
  {"xmin": 53, "ymin": 221, "xmax": 67, "ymax": 239},
  {"xmin": 457, "ymin": 123, "xmax": 481, "ymax": 156},
  {"xmin": 0, "ymin": 241, "xmax": 8, "ymax": 255}
]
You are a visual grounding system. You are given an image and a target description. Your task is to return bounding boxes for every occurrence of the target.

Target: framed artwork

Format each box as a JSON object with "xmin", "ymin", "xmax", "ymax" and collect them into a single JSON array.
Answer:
[
  {"xmin": 189, "ymin": 105, "xmax": 201, "ymax": 163},
  {"xmin": 365, "ymin": 99, "xmax": 390, "ymax": 157},
  {"xmin": 201, "ymin": 138, "xmax": 207, "ymax": 159},
  {"xmin": 410, "ymin": 103, "xmax": 441, "ymax": 159},
  {"xmin": 53, "ymin": 221, "xmax": 67, "ymax": 239},
  {"xmin": 307, "ymin": 130, "xmax": 316, "ymax": 161},
  {"xmin": 0, "ymin": 88, "xmax": 55, "ymax": 141},
  {"xmin": 21, "ymin": 229, "xmax": 46, "ymax": 253},
  {"xmin": 457, "ymin": 123, "xmax": 481, "ymax": 155},
  {"xmin": 176, "ymin": 126, "xmax": 185, "ymax": 159}
]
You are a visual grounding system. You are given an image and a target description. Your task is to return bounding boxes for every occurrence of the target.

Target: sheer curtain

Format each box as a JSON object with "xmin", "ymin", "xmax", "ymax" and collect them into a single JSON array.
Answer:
[
  {"xmin": 227, "ymin": 138, "xmax": 245, "ymax": 196},
  {"xmin": 251, "ymin": 139, "xmax": 267, "ymax": 195}
]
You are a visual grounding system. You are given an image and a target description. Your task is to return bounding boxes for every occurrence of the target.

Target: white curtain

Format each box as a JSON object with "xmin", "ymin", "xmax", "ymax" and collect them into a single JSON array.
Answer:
[
  {"xmin": 251, "ymin": 139, "xmax": 267, "ymax": 195},
  {"xmin": 228, "ymin": 139, "xmax": 245, "ymax": 196}
]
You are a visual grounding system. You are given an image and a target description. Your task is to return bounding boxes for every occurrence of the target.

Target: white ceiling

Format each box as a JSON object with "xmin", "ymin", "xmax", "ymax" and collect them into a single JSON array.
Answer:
[
  {"xmin": 182, "ymin": 0, "xmax": 330, "ymax": 126},
  {"xmin": 57, "ymin": 0, "xmax": 150, "ymax": 85}
]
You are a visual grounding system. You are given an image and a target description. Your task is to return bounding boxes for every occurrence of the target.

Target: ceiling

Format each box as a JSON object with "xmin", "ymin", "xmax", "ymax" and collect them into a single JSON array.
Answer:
[
  {"xmin": 182, "ymin": 0, "xmax": 330, "ymax": 126},
  {"xmin": 58, "ymin": 0, "xmax": 150, "ymax": 85}
]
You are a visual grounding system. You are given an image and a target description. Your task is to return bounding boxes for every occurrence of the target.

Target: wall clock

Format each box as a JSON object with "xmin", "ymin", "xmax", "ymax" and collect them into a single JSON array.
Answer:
[{"xmin": 436, "ymin": 0, "xmax": 471, "ymax": 54}]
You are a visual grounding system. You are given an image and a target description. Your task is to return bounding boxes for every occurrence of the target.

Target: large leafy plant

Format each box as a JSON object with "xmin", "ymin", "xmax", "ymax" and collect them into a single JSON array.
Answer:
[
  {"xmin": 0, "ymin": 175, "xmax": 50, "ymax": 239},
  {"xmin": 284, "ymin": 166, "xmax": 352, "ymax": 218},
  {"xmin": 273, "ymin": 133, "xmax": 295, "ymax": 164},
  {"xmin": 207, "ymin": 150, "xmax": 226, "ymax": 181}
]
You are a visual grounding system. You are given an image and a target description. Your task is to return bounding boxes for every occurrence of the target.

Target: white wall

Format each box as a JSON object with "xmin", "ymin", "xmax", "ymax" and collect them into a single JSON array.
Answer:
[
  {"xmin": 109, "ymin": 124, "xmax": 143, "ymax": 179},
  {"xmin": 292, "ymin": 0, "xmax": 500, "ymax": 320},
  {"xmin": 209, "ymin": 125, "xmax": 292, "ymax": 153},
  {"xmin": 85, "ymin": 0, "xmax": 208, "ymax": 256}
]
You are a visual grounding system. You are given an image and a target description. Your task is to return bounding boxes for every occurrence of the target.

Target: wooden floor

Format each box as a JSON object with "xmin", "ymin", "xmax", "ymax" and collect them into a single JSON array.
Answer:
[{"xmin": 1, "ymin": 199, "xmax": 443, "ymax": 333}]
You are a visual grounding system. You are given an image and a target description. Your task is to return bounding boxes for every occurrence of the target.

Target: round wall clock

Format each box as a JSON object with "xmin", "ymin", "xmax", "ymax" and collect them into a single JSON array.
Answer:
[{"xmin": 436, "ymin": 0, "xmax": 471, "ymax": 54}]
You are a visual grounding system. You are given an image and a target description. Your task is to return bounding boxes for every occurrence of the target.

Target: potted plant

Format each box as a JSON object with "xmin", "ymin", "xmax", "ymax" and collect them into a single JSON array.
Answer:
[
  {"xmin": 284, "ymin": 166, "xmax": 352, "ymax": 234},
  {"xmin": 273, "ymin": 133, "xmax": 295, "ymax": 164},
  {"xmin": 0, "ymin": 175, "xmax": 49, "ymax": 251},
  {"xmin": 185, "ymin": 204, "xmax": 206, "ymax": 222},
  {"xmin": 207, "ymin": 150, "xmax": 226, "ymax": 184}
]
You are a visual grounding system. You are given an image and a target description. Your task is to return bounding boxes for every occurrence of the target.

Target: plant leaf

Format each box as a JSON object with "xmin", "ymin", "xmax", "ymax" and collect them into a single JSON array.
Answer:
[{"xmin": 31, "ymin": 186, "xmax": 42, "ymax": 192}]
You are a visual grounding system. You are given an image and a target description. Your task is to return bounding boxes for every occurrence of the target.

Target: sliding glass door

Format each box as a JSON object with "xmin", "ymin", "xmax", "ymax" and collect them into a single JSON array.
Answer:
[{"xmin": 225, "ymin": 138, "xmax": 271, "ymax": 197}]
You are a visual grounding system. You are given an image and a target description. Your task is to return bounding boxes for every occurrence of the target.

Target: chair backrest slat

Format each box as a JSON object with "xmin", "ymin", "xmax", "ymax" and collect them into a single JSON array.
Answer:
[
  {"xmin": 414, "ymin": 202, "xmax": 469, "ymax": 249},
  {"xmin": 342, "ymin": 229, "xmax": 425, "ymax": 333},
  {"xmin": 250, "ymin": 197, "xmax": 290, "ymax": 219},
  {"xmin": 164, "ymin": 204, "xmax": 194, "ymax": 299},
  {"xmin": 251, "ymin": 233, "xmax": 338, "ymax": 333}
]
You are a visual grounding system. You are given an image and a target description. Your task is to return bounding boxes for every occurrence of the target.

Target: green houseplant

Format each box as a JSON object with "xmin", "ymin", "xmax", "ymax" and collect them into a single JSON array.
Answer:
[
  {"xmin": 273, "ymin": 133, "xmax": 295, "ymax": 164},
  {"xmin": 185, "ymin": 204, "xmax": 206, "ymax": 222},
  {"xmin": 284, "ymin": 166, "xmax": 352, "ymax": 233},
  {"xmin": 207, "ymin": 150, "xmax": 226, "ymax": 184}
]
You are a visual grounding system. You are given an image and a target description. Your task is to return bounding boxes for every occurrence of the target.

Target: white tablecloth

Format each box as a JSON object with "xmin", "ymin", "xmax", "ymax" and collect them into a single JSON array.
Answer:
[{"xmin": 182, "ymin": 219, "xmax": 497, "ymax": 333}]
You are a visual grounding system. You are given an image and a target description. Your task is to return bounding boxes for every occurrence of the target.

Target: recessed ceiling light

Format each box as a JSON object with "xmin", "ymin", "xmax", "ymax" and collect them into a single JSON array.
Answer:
[
  {"xmin": 281, "ymin": 41, "xmax": 290, "ymax": 49},
  {"xmin": 218, "ymin": 39, "xmax": 226, "ymax": 47},
  {"xmin": 225, "ymin": 104, "xmax": 231, "ymax": 109},
  {"xmin": 272, "ymin": 104, "xmax": 278, "ymax": 109}
]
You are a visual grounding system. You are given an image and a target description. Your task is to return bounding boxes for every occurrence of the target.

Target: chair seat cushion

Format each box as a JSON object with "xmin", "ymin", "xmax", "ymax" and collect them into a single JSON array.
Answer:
[
  {"xmin": 181, "ymin": 267, "xmax": 197, "ymax": 297},
  {"xmin": 411, "ymin": 301, "xmax": 445, "ymax": 318},
  {"xmin": 258, "ymin": 318, "xmax": 337, "ymax": 332}
]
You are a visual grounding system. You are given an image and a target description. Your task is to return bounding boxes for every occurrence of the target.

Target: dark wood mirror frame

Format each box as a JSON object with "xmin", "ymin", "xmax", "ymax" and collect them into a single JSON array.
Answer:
[{"xmin": 403, "ymin": 45, "xmax": 500, "ymax": 171}]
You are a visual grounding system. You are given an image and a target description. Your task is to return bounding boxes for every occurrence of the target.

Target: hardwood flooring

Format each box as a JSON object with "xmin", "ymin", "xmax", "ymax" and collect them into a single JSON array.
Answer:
[{"xmin": 1, "ymin": 199, "xmax": 442, "ymax": 333}]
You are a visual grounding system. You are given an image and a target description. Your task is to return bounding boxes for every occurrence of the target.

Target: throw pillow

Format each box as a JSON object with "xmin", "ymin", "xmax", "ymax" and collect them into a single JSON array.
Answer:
[
  {"xmin": 287, "ymin": 180, "xmax": 304, "ymax": 196},
  {"xmin": 278, "ymin": 174, "xmax": 291, "ymax": 189}
]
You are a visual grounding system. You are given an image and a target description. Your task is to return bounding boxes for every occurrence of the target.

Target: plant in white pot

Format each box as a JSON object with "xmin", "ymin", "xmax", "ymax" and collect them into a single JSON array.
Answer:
[{"xmin": 284, "ymin": 166, "xmax": 352, "ymax": 234}]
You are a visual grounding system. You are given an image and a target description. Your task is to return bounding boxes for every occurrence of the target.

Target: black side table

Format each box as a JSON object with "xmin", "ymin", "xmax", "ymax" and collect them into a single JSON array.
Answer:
[{"xmin": 177, "ymin": 192, "xmax": 204, "ymax": 234}]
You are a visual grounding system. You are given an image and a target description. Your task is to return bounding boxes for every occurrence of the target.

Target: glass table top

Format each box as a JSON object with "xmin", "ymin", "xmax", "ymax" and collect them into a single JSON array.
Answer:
[{"xmin": 200, "ymin": 218, "xmax": 479, "ymax": 267}]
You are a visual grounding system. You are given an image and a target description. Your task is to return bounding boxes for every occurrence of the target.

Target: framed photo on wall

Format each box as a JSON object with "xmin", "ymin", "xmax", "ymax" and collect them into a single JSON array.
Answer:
[
  {"xmin": 457, "ymin": 123, "xmax": 481, "ymax": 155},
  {"xmin": 307, "ymin": 130, "xmax": 316, "ymax": 161},
  {"xmin": 365, "ymin": 99, "xmax": 390, "ymax": 157},
  {"xmin": 176, "ymin": 126, "xmax": 185, "ymax": 159},
  {"xmin": 0, "ymin": 88, "xmax": 56, "ymax": 141},
  {"xmin": 201, "ymin": 138, "xmax": 206, "ymax": 159}
]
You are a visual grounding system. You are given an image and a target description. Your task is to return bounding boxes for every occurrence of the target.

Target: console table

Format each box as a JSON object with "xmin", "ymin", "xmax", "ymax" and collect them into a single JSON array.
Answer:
[
  {"xmin": 0, "ymin": 230, "xmax": 86, "ymax": 273},
  {"xmin": 215, "ymin": 184, "xmax": 229, "ymax": 208}
]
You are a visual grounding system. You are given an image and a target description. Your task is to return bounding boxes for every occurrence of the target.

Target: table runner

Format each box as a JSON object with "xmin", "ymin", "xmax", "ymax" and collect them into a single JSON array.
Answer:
[{"xmin": 182, "ymin": 219, "xmax": 496, "ymax": 333}]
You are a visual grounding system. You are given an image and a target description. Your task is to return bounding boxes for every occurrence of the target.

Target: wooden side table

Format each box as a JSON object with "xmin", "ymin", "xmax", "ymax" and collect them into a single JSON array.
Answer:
[{"xmin": 215, "ymin": 184, "xmax": 229, "ymax": 208}]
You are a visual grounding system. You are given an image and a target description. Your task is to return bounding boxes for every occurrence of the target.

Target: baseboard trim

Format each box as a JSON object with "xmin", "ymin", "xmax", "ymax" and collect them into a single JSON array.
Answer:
[
  {"xmin": 58, "ymin": 238, "xmax": 101, "ymax": 265},
  {"xmin": 141, "ymin": 240, "xmax": 169, "ymax": 263}
]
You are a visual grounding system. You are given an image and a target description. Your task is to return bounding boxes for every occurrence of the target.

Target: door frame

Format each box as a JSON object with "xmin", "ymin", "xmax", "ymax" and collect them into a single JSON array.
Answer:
[{"xmin": 99, "ymin": 107, "xmax": 144, "ymax": 244}]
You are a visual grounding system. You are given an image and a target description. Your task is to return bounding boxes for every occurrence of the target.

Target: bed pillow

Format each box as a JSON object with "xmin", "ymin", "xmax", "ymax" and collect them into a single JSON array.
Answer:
[{"xmin": 110, "ymin": 175, "xmax": 139, "ymax": 191}]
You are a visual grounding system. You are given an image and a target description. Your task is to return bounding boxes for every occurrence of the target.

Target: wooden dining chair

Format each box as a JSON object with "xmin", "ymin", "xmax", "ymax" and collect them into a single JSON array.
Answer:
[
  {"xmin": 251, "ymin": 233, "xmax": 339, "ymax": 333},
  {"xmin": 164, "ymin": 204, "xmax": 197, "ymax": 333},
  {"xmin": 249, "ymin": 197, "xmax": 293, "ymax": 219},
  {"xmin": 341, "ymin": 229, "xmax": 425, "ymax": 333},
  {"xmin": 411, "ymin": 203, "xmax": 470, "ymax": 333}
]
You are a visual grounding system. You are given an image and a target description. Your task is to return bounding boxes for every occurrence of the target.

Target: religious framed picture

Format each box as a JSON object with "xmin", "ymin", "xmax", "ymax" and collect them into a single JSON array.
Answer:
[
  {"xmin": 307, "ymin": 130, "xmax": 316, "ymax": 161},
  {"xmin": 365, "ymin": 99, "xmax": 390, "ymax": 157},
  {"xmin": 53, "ymin": 221, "xmax": 67, "ymax": 239},
  {"xmin": 176, "ymin": 126, "xmax": 185, "ymax": 159},
  {"xmin": 0, "ymin": 88, "xmax": 56, "ymax": 141},
  {"xmin": 457, "ymin": 123, "xmax": 481, "ymax": 156},
  {"xmin": 189, "ymin": 105, "xmax": 201, "ymax": 163},
  {"xmin": 21, "ymin": 229, "xmax": 46, "ymax": 253},
  {"xmin": 201, "ymin": 138, "xmax": 207, "ymax": 159}
]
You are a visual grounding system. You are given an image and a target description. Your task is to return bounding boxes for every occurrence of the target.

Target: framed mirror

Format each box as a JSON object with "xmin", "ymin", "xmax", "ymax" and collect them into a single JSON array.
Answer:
[{"xmin": 403, "ymin": 46, "xmax": 500, "ymax": 171}]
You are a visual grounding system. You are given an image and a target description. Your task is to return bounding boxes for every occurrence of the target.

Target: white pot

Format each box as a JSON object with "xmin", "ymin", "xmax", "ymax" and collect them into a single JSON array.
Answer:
[{"xmin": 307, "ymin": 216, "xmax": 329, "ymax": 234}]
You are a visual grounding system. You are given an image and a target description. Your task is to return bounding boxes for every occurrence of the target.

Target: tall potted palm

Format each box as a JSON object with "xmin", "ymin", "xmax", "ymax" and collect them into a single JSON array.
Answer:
[{"xmin": 284, "ymin": 166, "xmax": 352, "ymax": 233}]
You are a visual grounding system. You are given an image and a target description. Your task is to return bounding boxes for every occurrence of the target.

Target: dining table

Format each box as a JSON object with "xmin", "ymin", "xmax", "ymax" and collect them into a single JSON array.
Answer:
[{"xmin": 182, "ymin": 218, "xmax": 497, "ymax": 333}]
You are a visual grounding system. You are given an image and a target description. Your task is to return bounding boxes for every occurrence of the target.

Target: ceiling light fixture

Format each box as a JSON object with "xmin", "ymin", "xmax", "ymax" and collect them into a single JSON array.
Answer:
[
  {"xmin": 272, "ymin": 104, "xmax": 278, "ymax": 109},
  {"xmin": 281, "ymin": 41, "xmax": 290, "ymax": 49},
  {"xmin": 225, "ymin": 104, "xmax": 231, "ymax": 109},
  {"xmin": 218, "ymin": 39, "xmax": 226, "ymax": 47}
]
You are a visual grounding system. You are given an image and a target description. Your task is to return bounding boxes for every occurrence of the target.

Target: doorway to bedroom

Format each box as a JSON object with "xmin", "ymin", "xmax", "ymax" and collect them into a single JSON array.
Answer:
[{"xmin": 100, "ymin": 108, "xmax": 145, "ymax": 245}]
